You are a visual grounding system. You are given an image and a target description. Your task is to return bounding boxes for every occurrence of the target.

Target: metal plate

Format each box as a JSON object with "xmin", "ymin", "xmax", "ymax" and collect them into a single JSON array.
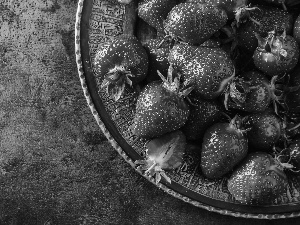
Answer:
[{"xmin": 75, "ymin": 0, "xmax": 300, "ymax": 219}]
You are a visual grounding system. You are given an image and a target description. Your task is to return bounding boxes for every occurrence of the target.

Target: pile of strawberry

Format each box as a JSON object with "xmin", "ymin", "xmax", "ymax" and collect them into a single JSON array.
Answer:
[{"xmin": 93, "ymin": 0, "xmax": 300, "ymax": 205}]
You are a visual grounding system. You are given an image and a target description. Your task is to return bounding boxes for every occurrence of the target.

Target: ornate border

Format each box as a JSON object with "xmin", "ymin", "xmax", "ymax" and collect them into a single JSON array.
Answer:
[{"xmin": 74, "ymin": 0, "xmax": 300, "ymax": 219}]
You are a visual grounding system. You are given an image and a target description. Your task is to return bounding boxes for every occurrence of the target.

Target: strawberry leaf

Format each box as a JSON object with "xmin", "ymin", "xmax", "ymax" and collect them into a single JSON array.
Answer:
[{"xmin": 160, "ymin": 171, "xmax": 171, "ymax": 183}]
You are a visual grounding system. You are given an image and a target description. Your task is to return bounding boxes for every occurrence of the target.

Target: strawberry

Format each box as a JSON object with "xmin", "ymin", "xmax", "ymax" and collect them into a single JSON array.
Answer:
[
  {"xmin": 228, "ymin": 152, "xmax": 289, "ymax": 205},
  {"xmin": 132, "ymin": 65, "xmax": 193, "ymax": 139},
  {"xmin": 235, "ymin": 5, "xmax": 294, "ymax": 53},
  {"xmin": 187, "ymin": 0, "xmax": 248, "ymax": 20},
  {"xmin": 164, "ymin": 3, "xmax": 228, "ymax": 45},
  {"xmin": 143, "ymin": 38, "xmax": 170, "ymax": 83},
  {"xmin": 168, "ymin": 44, "xmax": 195, "ymax": 70},
  {"xmin": 223, "ymin": 70, "xmax": 278, "ymax": 113},
  {"xmin": 253, "ymin": 30, "xmax": 299, "ymax": 76},
  {"xmin": 200, "ymin": 38, "xmax": 221, "ymax": 48},
  {"xmin": 181, "ymin": 97, "xmax": 225, "ymax": 142},
  {"xmin": 135, "ymin": 130, "xmax": 186, "ymax": 184},
  {"xmin": 293, "ymin": 13, "xmax": 300, "ymax": 45},
  {"xmin": 244, "ymin": 110, "xmax": 282, "ymax": 152},
  {"xmin": 137, "ymin": 0, "xmax": 180, "ymax": 35},
  {"xmin": 169, "ymin": 44, "xmax": 235, "ymax": 100},
  {"xmin": 93, "ymin": 35, "xmax": 148, "ymax": 101},
  {"xmin": 201, "ymin": 115, "xmax": 248, "ymax": 179},
  {"xmin": 117, "ymin": 0, "xmax": 132, "ymax": 4}
]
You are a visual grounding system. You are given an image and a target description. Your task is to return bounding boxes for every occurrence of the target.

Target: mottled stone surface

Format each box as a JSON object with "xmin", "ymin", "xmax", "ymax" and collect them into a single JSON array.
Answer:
[{"xmin": 0, "ymin": 0, "xmax": 300, "ymax": 224}]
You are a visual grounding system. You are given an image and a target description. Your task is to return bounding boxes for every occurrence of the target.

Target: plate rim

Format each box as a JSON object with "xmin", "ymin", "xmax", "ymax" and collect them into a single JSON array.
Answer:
[{"xmin": 74, "ymin": 0, "xmax": 300, "ymax": 219}]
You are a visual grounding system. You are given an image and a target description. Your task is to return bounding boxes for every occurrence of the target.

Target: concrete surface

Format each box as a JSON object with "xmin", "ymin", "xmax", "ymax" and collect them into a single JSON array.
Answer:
[{"xmin": 0, "ymin": 0, "xmax": 300, "ymax": 224}]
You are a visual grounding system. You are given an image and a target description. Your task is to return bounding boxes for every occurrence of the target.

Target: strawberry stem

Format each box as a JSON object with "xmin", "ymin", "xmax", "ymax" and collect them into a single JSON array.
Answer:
[
  {"xmin": 249, "ymin": 17, "xmax": 261, "ymax": 26},
  {"xmin": 282, "ymin": 2, "xmax": 287, "ymax": 11},
  {"xmin": 287, "ymin": 122, "xmax": 300, "ymax": 131},
  {"xmin": 221, "ymin": 111, "xmax": 232, "ymax": 122},
  {"xmin": 223, "ymin": 92, "xmax": 229, "ymax": 110}
]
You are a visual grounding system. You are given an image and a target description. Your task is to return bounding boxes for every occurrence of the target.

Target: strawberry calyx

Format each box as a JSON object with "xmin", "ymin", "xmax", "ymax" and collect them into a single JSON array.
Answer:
[
  {"xmin": 223, "ymin": 74, "xmax": 255, "ymax": 110},
  {"xmin": 233, "ymin": 5, "xmax": 261, "ymax": 27},
  {"xmin": 269, "ymin": 75, "xmax": 287, "ymax": 115},
  {"xmin": 268, "ymin": 159, "xmax": 290, "ymax": 180},
  {"xmin": 160, "ymin": 19, "xmax": 187, "ymax": 49},
  {"xmin": 157, "ymin": 35, "xmax": 177, "ymax": 49},
  {"xmin": 267, "ymin": 73, "xmax": 300, "ymax": 116},
  {"xmin": 280, "ymin": 116, "xmax": 300, "ymax": 145},
  {"xmin": 271, "ymin": 73, "xmax": 300, "ymax": 115},
  {"xmin": 135, "ymin": 158, "xmax": 172, "ymax": 184},
  {"xmin": 255, "ymin": 29, "xmax": 288, "ymax": 62},
  {"xmin": 229, "ymin": 78, "xmax": 253, "ymax": 105},
  {"xmin": 157, "ymin": 65, "xmax": 194, "ymax": 99},
  {"xmin": 228, "ymin": 114, "xmax": 250, "ymax": 135},
  {"xmin": 273, "ymin": 146, "xmax": 300, "ymax": 173},
  {"xmin": 101, "ymin": 65, "xmax": 134, "ymax": 101}
]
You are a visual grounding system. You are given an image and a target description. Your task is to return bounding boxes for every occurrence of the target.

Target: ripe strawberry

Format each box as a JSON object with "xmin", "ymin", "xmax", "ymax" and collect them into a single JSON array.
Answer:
[
  {"xmin": 132, "ymin": 66, "xmax": 193, "ymax": 139},
  {"xmin": 187, "ymin": 0, "xmax": 248, "ymax": 20},
  {"xmin": 244, "ymin": 111, "xmax": 282, "ymax": 152},
  {"xmin": 223, "ymin": 70, "xmax": 277, "ymax": 113},
  {"xmin": 201, "ymin": 115, "xmax": 248, "ymax": 179},
  {"xmin": 235, "ymin": 5, "xmax": 294, "ymax": 53},
  {"xmin": 93, "ymin": 35, "xmax": 148, "ymax": 101},
  {"xmin": 168, "ymin": 44, "xmax": 195, "ymax": 70},
  {"xmin": 293, "ymin": 13, "xmax": 300, "ymax": 45},
  {"xmin": 200, "ymin": 38, "xmax": 221, "ymax": 48},
  {"xmin": 143, "ymin": 38, "xmax": 170, "ymax": 83},
  {"xmin": 181, "ymin": 97, "xmax": 225, "ymax": 142},
  {"xmin": 135, "ymin": 130, "xmax": 186, "ymax": 184},
  {"xmin": 117, "ymin": 0, "xmax": 132, "ymax": 4},
  {"xmin": 228, "ymin": 152, "xmax": 289, "ymax": 205},
  {"xmin": 137, "ymin": 0, "xmax": 180, "ymax": 35},
  {"xmin": 169, "ymin": 44, "xmax": 235, "ymax": 99},
  {"xmin": 253, "ymin": 30, "xmax": 299, "ymax": 76},
  {"xmin": 164, "ymin": 3, "xmax": 228, "ymax": 45}
]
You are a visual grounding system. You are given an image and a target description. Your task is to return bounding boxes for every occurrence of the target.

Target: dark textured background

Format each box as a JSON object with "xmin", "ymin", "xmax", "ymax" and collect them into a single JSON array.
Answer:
[{"xmin": 1, "ymin": 0, "xmax": 300, "ymax": 224}]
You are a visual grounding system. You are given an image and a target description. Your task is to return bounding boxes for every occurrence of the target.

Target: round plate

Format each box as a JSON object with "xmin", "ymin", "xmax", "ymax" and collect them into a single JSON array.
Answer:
[{"xmin": 75, "ymin": 0, "xmax": 300, "ymax": 219}]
